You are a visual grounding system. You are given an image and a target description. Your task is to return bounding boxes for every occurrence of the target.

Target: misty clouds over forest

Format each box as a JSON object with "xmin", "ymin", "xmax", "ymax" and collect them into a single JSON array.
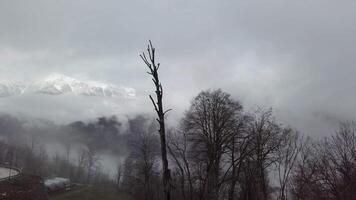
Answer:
[
  {"xmin": 1, "ymin": 0, "xmax": 356, "ymax": 136},
  {"xmin": 0, "ymin": 113, "xmax": 158, "ymax": 174}
]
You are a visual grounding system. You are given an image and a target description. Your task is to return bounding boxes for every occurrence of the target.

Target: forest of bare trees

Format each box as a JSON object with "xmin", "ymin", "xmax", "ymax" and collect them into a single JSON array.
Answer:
[
  {"xmin": 0, "ymin": 88, "xmax": 356, "ymax": 200},
  {"xmin": 119, "ymin": 89, "xmax": 356, "ymax": 200}
]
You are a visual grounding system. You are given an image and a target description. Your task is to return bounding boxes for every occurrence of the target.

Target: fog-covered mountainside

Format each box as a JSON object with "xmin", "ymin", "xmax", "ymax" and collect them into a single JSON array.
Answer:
[
  {"xmin": 0, "ymin": 113, "xmax": 157, "ymax": 185},
  {"xmin": 0, "ymin": 113, "xmax": 154, "ymax": 156},
  {"xmin": 0, "ymin": 73, "xmax": 135, "ymax": 98},
  {"xmin": 0, "ymin": 81, "xmax": 26, "ymax": 97}
]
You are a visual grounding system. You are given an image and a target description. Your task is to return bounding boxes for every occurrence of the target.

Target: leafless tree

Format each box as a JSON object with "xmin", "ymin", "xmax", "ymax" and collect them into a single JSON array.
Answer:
[
  {"xmin": 290, "ymin": 122, "xmax": 356, "ymax": 200},
  {"xmin": 247, "ymin": 108, "xmax": 284, "ymax": 200},
  {"xmin": 275, "ymin": 128, "xmax": 302, "ymax": 200},
  {"xmin": 181, "ymin": 89, "xmax": 243, "ymax": 200},
  {"xmin": 168, "ymin": 129, "xmax": 194, "ymax": 200},
  {"xmin": 328, "ymin": 122, "xmax": 356, "ymax": 192},
  {"xmin": 141, "ymin": 40, "xmax": 172, "ymax": 200},
  {"xmin": 318, "ymin": 122, "xmax": 356, "ymax": 199},
  {"xmin": 223, "ymin": 114, "xmax": 253, "ymax": 200},
  {"xmin": 122, "ymin": 126, "xmax": 160, "ymax": 200},
  {"xmin": 290, "ymin": 137, "xmax": 319, "ymax": 200},
  {"xmin": 134, "ymin": 131, "xmax": 159, "ymax": 200},
  {"xmin": 85, "ymin": 146, "xmax": 100, "ymax": 184}
]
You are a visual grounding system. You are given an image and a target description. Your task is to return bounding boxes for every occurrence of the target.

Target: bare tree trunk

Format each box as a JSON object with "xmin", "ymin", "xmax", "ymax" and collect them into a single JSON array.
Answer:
[
  {"xmin": 228, "ymin": 134, "xmax": 237, "ymax": 200},
  {"xmin": 228, "ymin": 138, "xmax": 237, "ymax": 200},
  {"xmin": 206, "ymin": 153, "xmax": 220, "ymax": 200},
  {"xmin": 228, "ymin": 168, "xmax": 237, "ymax": 200},
  {"xmin": 141, "ymin": 40, "xmax": 172, "ymax": 200},
  {"xmin": 261, "ymin": 165, "xmax": 268, "ymax": 200}
]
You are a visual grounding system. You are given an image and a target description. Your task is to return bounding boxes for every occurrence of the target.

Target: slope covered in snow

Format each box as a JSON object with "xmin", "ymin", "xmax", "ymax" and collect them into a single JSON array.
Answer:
[{"xmin": 0, "ymin": 74, "xmax": 135, "ymax": 98}]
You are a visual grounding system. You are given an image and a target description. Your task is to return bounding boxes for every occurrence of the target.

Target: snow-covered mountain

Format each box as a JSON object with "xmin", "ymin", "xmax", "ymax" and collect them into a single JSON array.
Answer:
[{"xmin": 0, "ymin": 74, "xmax": 135, "ymax": 98}]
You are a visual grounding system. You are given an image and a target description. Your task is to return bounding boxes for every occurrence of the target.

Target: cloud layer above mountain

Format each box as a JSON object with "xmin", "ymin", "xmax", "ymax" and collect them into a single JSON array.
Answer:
[{"xmin": 1, "ymin": 0, "xmax": 356, "ymax": 135}]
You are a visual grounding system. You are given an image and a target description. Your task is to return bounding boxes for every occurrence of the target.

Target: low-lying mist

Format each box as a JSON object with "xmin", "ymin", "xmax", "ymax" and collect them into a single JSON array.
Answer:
[{"xmin": 0, "ymin": 112, "xmax": 157, "ymax": 179}]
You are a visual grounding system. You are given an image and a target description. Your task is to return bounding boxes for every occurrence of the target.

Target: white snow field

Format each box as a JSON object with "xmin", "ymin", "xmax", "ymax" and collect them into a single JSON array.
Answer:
[{"xmin": 0, "ymin": 167, "xmax": 19, "ymax": 180}]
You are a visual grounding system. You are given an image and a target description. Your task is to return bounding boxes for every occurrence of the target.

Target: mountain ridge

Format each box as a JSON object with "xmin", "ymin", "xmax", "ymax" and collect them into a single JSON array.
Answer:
[{"xmin": 0, "ymin": 73, "xmax": 135, "ymax": 98}]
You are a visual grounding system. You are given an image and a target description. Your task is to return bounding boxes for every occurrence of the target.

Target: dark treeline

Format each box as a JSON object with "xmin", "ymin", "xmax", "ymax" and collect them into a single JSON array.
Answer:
[
  {"xmin": 119, "ymin": 89, "xmax": 356, "ymax": 200},
  {"xmin": 0, "ymin": 89, "xmax": 356, "ymax": 200}
]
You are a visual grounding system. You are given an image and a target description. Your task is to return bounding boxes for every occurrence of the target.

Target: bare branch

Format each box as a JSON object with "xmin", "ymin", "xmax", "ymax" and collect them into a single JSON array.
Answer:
[
  {"xmin": 164, "ymin": 109, "xmax": 173, "ymax": 115},
  {"xmin": 149, "ymin": 95, "xmax": 159, "ymax": 113}
]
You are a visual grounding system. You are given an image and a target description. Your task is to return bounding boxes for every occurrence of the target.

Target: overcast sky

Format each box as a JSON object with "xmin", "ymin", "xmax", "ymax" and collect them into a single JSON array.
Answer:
[{"xmin": 0, "ymin": 0, "xmax": 356, "ymax": 136}]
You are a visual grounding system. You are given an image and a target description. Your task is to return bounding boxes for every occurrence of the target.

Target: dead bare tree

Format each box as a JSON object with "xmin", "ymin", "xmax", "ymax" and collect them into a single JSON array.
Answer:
[{"xmin": 141, "ymin": 40, "xmax": 172, "ymax": 200}]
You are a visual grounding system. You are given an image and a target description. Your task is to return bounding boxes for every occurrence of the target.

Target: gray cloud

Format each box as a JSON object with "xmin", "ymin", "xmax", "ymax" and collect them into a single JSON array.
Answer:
[{"xmin": 0, "ymin": 0, "xmax": 356, "ymax": 136}]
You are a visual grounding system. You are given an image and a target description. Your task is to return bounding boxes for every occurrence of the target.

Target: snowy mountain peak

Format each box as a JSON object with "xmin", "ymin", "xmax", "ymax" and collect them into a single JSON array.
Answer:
[
  {"xmin": 0, "ymin": 74, "xmax": 135, "ymax": 98},
  {"xmin": 43, "ymin": 73, "xmax": 78, "ymax": 83}
]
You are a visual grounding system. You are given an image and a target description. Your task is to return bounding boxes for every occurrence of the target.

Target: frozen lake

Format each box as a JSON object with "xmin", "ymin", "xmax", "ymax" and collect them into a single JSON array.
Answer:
[{"xmin": 0, "ymin": 167, "xmax": 19, "ymax": 180}]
